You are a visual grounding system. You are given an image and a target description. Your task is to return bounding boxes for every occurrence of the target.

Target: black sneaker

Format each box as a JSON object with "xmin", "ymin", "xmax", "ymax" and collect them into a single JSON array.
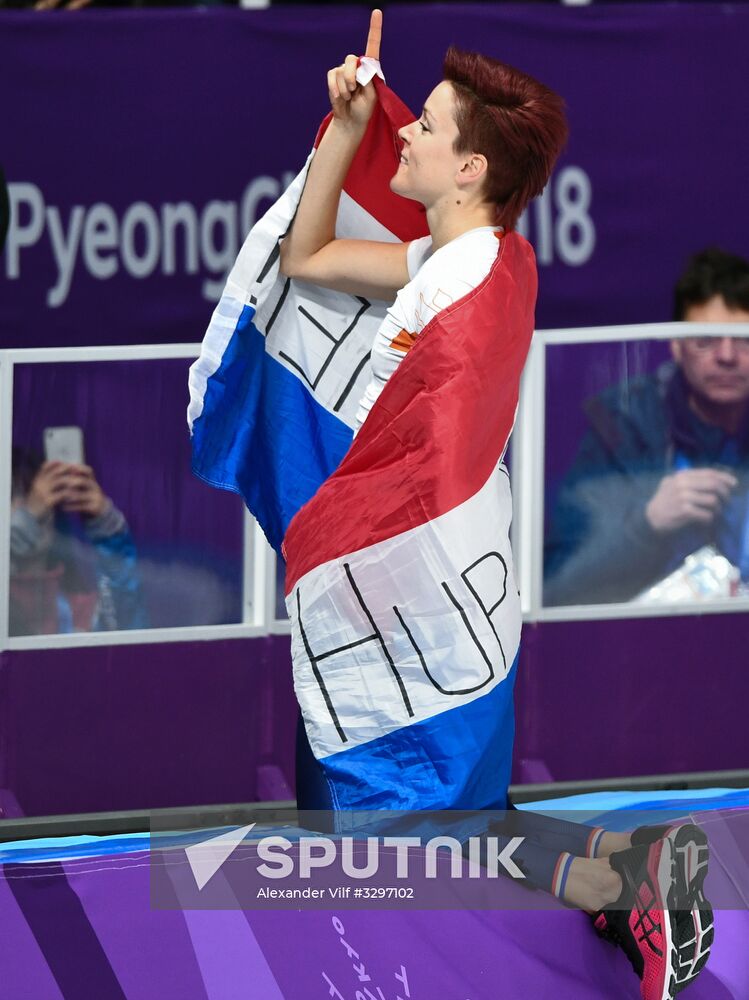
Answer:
[
  {"xmin": 592, "ymin": 838, "xmax": 687, "ymax": 1000},
  {"xmin": 631, "ymin": 823, "xmax": 714, "ymax": 989}
]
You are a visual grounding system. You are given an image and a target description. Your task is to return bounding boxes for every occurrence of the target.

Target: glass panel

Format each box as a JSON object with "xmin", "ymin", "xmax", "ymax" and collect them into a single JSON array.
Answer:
[
  {"xmin": 10, "ymin": 358, "xmax": 245, "ymax": 636},
  {"xmin": 543, "ymin": 336, "xmax": 749, "ymax": 608}
]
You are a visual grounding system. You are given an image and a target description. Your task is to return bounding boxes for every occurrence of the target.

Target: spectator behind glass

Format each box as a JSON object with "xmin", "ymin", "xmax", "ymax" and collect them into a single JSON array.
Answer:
[
  {"xmin": 544, "ymin": 247, "xmax": 749, "ymax": 606},
  {"xmin": 10, "ymin": 448, "xmax": 147, "ymax": 635}
]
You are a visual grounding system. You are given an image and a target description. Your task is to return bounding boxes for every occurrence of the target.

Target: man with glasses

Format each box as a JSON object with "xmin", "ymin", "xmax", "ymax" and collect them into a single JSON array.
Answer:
[{"xmin": 544, "ymin": 247, "xmax": 749, "ymax": 606}]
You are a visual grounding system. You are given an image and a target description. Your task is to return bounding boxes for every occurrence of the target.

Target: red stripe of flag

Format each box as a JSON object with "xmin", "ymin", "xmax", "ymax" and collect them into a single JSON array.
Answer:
[
  {"xmin": 315, "ymin": 80, "xmax": 428, "ymax": 243},
  {"xmin": 284, "ymin": 231, "xmax": 537, "ymax": 593}
]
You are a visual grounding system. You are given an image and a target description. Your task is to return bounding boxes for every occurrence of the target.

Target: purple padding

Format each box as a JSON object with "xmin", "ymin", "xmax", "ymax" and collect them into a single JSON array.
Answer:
[
  {"xmin": 5, "ymin": 860, "xmax": 128, "ymax": 1000},
  {"xmin": 248, "ymin": 909, "xmax": 743, "ymax": 1000},
  {"xmin": 183, "ymin": 910, "xmax": 284, "ymax": 1000},
  {"xmin": 0, "ymin": 877, "xmax": 65, "ymax": 1000},
  {"xmin": 63, "ymin": 851, "xmax": 211, "ymax": 1000},
  {"xmin": 1, "ymin": 846, "xmax": 747, "ymax": 999}
]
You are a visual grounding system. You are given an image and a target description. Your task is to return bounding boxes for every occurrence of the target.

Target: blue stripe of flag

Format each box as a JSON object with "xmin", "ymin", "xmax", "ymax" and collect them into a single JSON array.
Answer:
[
  {"xmin": 317, "ymin": 654, "xmax": 519, "ymax": 812},
  {"xmin": 191, "ymin": 307, "xmax": 354, "ymax": 553}
]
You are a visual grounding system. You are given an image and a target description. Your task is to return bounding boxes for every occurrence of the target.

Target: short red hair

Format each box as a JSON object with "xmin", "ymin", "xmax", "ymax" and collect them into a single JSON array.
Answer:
[{"xmin": 443, "ymin": 47, "xmax": 568, "ymax": 230}]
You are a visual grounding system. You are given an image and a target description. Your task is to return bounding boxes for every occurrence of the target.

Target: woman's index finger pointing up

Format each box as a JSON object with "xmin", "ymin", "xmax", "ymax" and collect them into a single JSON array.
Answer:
[{"xmin": 365, "ymin": 9, "xmax": 382, "ymax": 62}]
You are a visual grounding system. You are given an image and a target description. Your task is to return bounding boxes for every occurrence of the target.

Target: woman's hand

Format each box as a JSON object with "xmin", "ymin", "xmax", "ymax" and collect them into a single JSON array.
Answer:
[
  {"xmin": 24, "ymin": 462, "xmax": 71, "ymax": 519},
  {"xmin": 280, "ymin": 7, "xmax": 408, "ymax": 301},
  {"xmin": 61, "ymin": 465, "xmax": 109, "ymax": 519},
  {"xmin": 327, "ymin": 9, "xmax": 382, "ymax": 130}
]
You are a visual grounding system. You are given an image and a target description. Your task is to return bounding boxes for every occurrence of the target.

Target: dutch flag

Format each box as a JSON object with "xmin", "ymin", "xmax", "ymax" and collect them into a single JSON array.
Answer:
[
  {"xmin": 188, "ymin": 78, "xmax": 427, "ymax": 552},
  {"xmin": 189, "ymin": 78, "xmax": 537, "ymax": 814}
]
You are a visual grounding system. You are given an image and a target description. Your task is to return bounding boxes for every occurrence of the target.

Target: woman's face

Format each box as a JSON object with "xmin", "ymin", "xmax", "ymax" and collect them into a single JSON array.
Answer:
[{"xmin": 390, "ymin": 81, "xmax": 466, "ymax": 207}]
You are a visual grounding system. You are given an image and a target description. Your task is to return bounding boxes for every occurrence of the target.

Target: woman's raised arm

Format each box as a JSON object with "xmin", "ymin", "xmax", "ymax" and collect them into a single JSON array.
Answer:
[{"xmin": 279, "ymin": 10, "xmax": 410, "ymax": 302}]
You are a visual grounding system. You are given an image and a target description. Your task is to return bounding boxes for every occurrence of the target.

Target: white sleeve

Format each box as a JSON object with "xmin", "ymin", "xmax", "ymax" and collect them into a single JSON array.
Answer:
[{"xmin": 406, "ymin": 237, "xmax": 433, "ymax": 280}]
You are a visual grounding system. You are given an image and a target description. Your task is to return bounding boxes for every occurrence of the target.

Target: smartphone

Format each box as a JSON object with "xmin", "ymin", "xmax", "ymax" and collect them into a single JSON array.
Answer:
[{"xmin": 43, "ymin": 426, "xmax": 85, "ymax": 465}]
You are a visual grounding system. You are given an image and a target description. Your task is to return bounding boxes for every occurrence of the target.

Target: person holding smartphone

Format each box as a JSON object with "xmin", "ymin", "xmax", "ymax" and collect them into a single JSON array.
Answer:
[{"xmin": 9, "ymin": 448, "xmax": 146, "ymax": 635}]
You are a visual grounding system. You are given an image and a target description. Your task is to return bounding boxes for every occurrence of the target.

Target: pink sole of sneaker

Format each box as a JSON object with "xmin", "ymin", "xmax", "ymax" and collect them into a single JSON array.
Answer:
[{"xmin": 644, "ymin": 837, "xmax": 678, "ymax": 1000}]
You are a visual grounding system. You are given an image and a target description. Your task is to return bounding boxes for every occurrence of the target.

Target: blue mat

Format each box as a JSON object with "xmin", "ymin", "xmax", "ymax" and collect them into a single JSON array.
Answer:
[{"xmin": 3, "ymin": 787, "xmax": 746, "ymax": 865}]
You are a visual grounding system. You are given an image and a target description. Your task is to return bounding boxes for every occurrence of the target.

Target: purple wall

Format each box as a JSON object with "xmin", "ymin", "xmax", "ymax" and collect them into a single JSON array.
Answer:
[
  {"xmin": 2, "ymin": 5, "xmax": 749, "ymax": 347},
  {"xmin": 2, "ymin": 614, "xmax": 747, "ymax": 817},
  {"xmin": 513, "ymin": 615, "xmax": 749, "ymax": 783},
  {"xmin": 0, "ymin": 637, "xmax": 297, "ymax": 817}
]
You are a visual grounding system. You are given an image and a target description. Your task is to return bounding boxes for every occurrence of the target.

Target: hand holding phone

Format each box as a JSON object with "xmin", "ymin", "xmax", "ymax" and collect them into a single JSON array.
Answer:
[
  {"xmin": 24, "ymin": 462, "xmax": 72, "ymax": 518},
  {"xmin": 61, "ymin": 465, "xmax": 108, "ymax": 519}
]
